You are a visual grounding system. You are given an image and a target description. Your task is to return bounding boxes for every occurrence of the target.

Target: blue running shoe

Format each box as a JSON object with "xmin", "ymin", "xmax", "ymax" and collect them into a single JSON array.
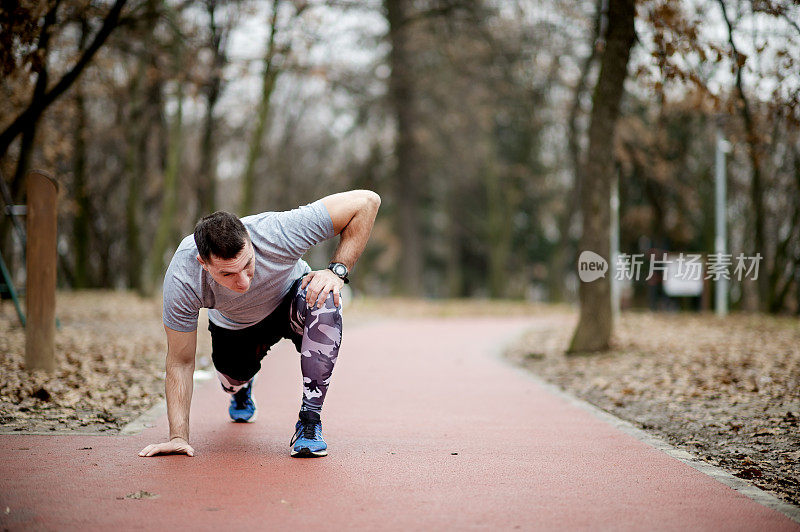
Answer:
[
  {"xmin": 290, "ymin": 410, "xmax": 327, "ymax": 457},
  {"xmin": 228, "ymin": 379, "xmax": 257, "ymax": 423}
]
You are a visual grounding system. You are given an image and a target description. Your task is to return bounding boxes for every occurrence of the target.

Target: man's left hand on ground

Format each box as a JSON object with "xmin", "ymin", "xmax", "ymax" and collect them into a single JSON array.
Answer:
[
  {"xmin": 301, "ymin": 269, "xmax": 345, "ymax": 309},
  {"xmin": 138, "ymin": 437, "xmax": 195, "ymax": 457}
]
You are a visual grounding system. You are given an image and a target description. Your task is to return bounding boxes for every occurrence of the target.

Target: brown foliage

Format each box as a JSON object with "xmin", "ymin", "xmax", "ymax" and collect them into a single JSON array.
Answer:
[
  {"xmin": 0, "ymin": 291, "xmax": 168, "ymax": 432},
  {"xmin": 0, "ymin": 1, "xmax": 50, "ymax": 78}
]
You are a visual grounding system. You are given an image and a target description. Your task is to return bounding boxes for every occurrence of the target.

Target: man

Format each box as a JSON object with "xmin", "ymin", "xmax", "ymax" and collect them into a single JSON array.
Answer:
[{"xmin": 138, "ymin": 190, "xmax": 380, "ymax": 458}]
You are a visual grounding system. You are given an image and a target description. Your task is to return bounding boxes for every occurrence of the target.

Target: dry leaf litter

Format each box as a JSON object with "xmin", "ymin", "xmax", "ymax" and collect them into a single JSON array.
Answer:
[{"xmin": 0, "ymin": 291, "xmax": 212, "ymax": 433}]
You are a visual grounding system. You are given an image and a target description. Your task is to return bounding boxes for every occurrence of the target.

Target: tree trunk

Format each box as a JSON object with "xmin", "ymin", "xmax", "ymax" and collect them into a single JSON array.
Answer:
[
  {"xmin": 386, "ymin": 0, "xmax": 424, "ymax": 296},
  {"xmin": 445, "ymin": 183, "xmax": 463, "ymax": 298},
  {"xmin": 197, "ymin": 0, "xmax": 225, "ymax": 217},
  {"xmin": 568, "ymin": 0, "xmax": 636, "ymax": 354},
  {"xmin": 485, "ymin": 162, "xmax": 512, "ymax": 298},
  {"xmin": 770, "ymin": 147, "xmax": 800, "ymax": 312},
  {"xmin": 240, "ymin": 0, "xmax": 281, "ymax": 216},
  {"xmin": 197, "ymin": 75, "xmax": 220, "ymax": 218},
  {"xmin": 124, "ymin": 131, "xmax": 142, "ymax": 290},
  {"xmin": 125, "ymin": 0, "xmax": 163, "ymax": 292},
  {"xmin": 551, "ymin": 0, "xmax": 604, "ymax": 303},
  {"xmin": 717, "ymin": 0, "xmax": 769, "ymax": 310},
  {"xmin": 10, "ymin": 1, "xmax": 59, "ymax": 200},
  {"xmin": 149, "ymin": 83, "xmax": 184, "ymax": 289},
  {"xmin": 123, "ymin": 60, "xmax": 146, "ymax": 291},
  {"xmin": 72, "ymin": 20, "xmax": 91, "ymax": 289},
  {"xmin": 72, "ymin": 79, "xmax": 90, "ymax": 288}
]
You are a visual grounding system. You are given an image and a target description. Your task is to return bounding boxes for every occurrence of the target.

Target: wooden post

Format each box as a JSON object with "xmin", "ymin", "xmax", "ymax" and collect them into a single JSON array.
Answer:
[{"xmin": 25, "ymin": 170, "xmax": 59, "ymax": 372}]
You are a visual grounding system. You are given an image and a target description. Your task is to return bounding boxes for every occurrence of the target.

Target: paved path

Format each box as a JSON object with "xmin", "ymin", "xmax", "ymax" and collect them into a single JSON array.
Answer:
[{"xmin": 1, "ymin": 318, "xmax": 798, "ymax": 530}]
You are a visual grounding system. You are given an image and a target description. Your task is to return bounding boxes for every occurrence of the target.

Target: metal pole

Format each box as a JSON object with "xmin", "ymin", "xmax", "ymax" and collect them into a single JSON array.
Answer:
[
  {"xmin": 0, "ymin": 249, "xmax": 25, "ymax": 326},
  {"xmin": 715, "ymin": 129, "xmax": 728, "ymax": 317},
  {"xmin": 0, "ymin": 168, "xmax": 27, "ymax": 248},
  {"xmin": 610, "ymin": 172, "xmax": 620, "ymax": 318}
]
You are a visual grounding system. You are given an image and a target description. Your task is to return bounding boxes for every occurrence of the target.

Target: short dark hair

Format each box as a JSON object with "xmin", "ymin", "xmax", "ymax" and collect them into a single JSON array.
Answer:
[{"xmin": 193, "ymin": 211, "xmax": 249, "ymax": 263}]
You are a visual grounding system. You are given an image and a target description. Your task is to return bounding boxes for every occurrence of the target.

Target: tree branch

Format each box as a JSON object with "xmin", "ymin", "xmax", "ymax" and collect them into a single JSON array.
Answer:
[{"xmin": 0, "ymin": 0, "xmax": 128, "ymax": 159}]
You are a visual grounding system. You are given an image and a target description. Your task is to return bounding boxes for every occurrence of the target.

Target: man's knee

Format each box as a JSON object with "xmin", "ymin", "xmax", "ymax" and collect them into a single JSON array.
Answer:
[
  {"xmin": 301, "ymin": 292, "xmax": 342, "ymax": 350},
  {"xmin": 304, "ymin": 286, "xmax": 341, "ymax": 308},
  {"xmin": 213, "ymin": 357, "xmax": 259, "ymax": 383},
  {"xmin": 216, "ymin": 371, "xmax": 251, "ymax": 394},
  {"xmin": 302, "ymin": 289, "xmax": 343, "ymax": 320},
  {"xmin": 315, "ymin": 292, "xmax": 343, "ymax": 323},
  {"xmin": 323, "ymin": 290, "xmax": 342, "ymax": 310}
]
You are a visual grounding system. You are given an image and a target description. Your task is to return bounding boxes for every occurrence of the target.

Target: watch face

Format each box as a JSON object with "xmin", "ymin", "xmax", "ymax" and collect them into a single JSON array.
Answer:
[{"xmin": 333, "ymin": 264, "xmax": 347, "ymax": 276}]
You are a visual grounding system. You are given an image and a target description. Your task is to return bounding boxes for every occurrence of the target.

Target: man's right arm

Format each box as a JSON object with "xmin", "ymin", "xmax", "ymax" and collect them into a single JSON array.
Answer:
[{"xmin": 138, "ymin": 326, "xmax": 197, "ymax": 457}]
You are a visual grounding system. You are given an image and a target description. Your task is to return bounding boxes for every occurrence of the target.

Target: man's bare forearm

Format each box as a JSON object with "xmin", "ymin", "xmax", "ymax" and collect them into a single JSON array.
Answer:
[
  {"xmin": 331, "ymin": 193, "xmax": 380, "ymax": 270},
  {"xmin": 139, "ymin": 327, "xmax": 197, "ymax": 457},
  {"xmin": 165, "ymin": 355, "xmax": 194, "ymax": 442}
]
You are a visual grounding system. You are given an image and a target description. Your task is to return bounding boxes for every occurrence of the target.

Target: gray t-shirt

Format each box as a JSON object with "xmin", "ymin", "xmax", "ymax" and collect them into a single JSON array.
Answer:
[{"xmin": 162, "ymin": 200, "xmax": 335, "ymax": 332}]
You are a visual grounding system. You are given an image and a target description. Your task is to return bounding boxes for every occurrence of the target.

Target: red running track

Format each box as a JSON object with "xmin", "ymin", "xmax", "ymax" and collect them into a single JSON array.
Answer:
[{"xmin": 1, "ymin": 318, "xmax": 798, "ymax": 531}]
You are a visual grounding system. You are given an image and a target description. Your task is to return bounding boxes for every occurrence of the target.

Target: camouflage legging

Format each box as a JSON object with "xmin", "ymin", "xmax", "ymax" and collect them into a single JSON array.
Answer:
[
  {"xmin": 288, "ymin": 280, "xmax": 343, "ymax": 413},
  {"xmin": 212, "ymin": 276, "xmax": 343, "ymax": 414}
]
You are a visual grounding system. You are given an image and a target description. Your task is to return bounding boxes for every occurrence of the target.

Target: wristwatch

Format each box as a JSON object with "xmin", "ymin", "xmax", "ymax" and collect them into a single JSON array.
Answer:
[{"xmin": 327, "ymin": 262, "xmax": 349, "ymax": 284}]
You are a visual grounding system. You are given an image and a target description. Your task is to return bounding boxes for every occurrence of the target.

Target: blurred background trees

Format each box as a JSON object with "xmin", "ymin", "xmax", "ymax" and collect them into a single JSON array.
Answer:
[{"xmin": 1, "ymin": 0, "xmax": 799, "ymax": 316}]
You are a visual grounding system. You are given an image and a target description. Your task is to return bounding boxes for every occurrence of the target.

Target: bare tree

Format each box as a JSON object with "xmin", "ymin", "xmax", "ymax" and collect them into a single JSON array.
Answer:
[
  {"xmin": 0, "ymin": 0, "xmax": 128, "ymax": 182},
  {"xmin": 550, "ymin": 0, "xmax": 604, "ymax": 302},
  {"xmin": 568, "ymin": 0, "xmax": 636, "ymax": 353},
  {"xmin": 384, "ymin": 0, "xmax": 425, "ymax": 295},
  {"xmin": 197, "ymin": 0, "xmax": 236, "ymax": 217},
  {"xmin": 240, "ymin": 0, "xmax": 284, "ymax": 216},
  {"xmin": 717, "ymin": 0, "xmax": 768, "ymax": 309},
  {"xmin": 72, "ymin": 17, "xmax": 91, "ymax": 288}
]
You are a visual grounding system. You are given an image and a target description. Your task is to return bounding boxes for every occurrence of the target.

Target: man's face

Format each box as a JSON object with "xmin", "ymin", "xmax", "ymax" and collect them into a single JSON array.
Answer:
[{"xmin": 197, "ymin": 238, "xmax": 256, "ymax": 293}]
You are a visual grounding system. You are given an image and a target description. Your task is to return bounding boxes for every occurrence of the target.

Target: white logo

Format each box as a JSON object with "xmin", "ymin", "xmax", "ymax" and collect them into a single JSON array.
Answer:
[{"xmin": 578, "ymin": 251, "xmax": 608, "ymax": 283}]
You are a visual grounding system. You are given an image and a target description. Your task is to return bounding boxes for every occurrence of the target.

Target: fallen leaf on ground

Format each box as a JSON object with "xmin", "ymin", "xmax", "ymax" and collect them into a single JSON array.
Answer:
[{"xmin": 125, "ymin": 491, "xmax": 159, "ymax": 500}]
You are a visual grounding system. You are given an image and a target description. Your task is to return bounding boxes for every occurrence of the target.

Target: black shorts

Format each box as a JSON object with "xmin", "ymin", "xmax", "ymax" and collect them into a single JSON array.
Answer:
[{"xmin": 208, "ymin": 277, "xmax": 304, "ymax": 382}]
